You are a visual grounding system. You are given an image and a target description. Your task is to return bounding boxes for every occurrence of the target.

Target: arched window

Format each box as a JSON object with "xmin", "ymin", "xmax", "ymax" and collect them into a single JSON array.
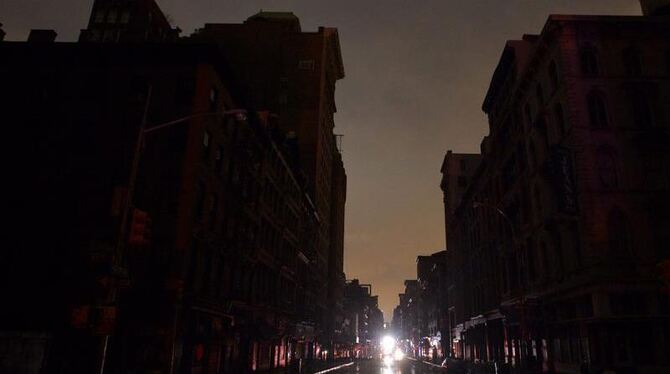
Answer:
[
  {"xmin": 548, "ymin": 60, "xmax": 559, "ymax": 92},
  {"xmin": 622, "ymin": 47, "xmax": 643, "ymax": 76},
  {"xmin": 608, "ymin": 209, "xmax": 632, "ymax": 256},
  {"xmin": 596, "ymin": 147, "xmax": 619, "ymax": 189},
  {"xmin": 588, "ymin": 91, "xmax": 609, "ymax": 129},
  {"xmin": 580, "ymin": 47, "xmax": 600, "ymax": 75},
  {"xmin": 554, "ymin": 103, "xmax": 567, "ymax": 137}
]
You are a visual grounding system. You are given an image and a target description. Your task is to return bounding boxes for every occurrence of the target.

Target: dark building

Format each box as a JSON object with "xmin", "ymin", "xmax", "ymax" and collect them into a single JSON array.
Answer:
[
  {"xmin": 439, "ymin": 4, "xmax": 670, "ymax": 374},
  {"xmin": 186, "ymin": 12, "xmax": 348, "ymax": 355},
  {"xmin": 342, "ymin": 279, "xmax": 384, "ymax": 359},
  {"xmin": 0, "ymin": 4, "xmax": 347, "ymax": 374},
  {"xmin": 79, "ymin": 0, "xmax": 180, "ymax": 43}
]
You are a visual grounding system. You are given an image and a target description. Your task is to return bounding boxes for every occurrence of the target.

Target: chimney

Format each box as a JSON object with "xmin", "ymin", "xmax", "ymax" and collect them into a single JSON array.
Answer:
[
  {"xmin": 28, "ymin": 29, "xmax": 57, "ymax": 43},
  {"xmin": 0, "ymin": 23, "xmax": 5, "ymax": 41},
  {"xmin": 640, "ymin": 0, "xmax": 670, "ymax": 15}
]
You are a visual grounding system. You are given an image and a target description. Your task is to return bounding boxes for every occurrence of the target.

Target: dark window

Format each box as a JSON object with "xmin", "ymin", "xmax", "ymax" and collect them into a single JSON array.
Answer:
[
  {"xmin": 106, "ymin": 9, "xmax": 118, "ymax": 23},
  {"xmin": 94, "ymin": 10, "xmax": 106, "ymax": 23},
  {"xmin": 215, "ymin": 145, "xmax": 225, "ymax": 172},
  {"xmin": 209, "ymin": 87, "xmax": 218, "ymax": 111},
  {"xmin": 554, "ymin": 103, "xmax": 567, "ymax": 137},
  {"xmin": 608, "ymin": 209, "xmax": 632, "ymax": 256},
  {"xmin": 549, "ymin": 61, "xmax": 559, "ymax": 92},
  {"xmin": 596, "ymin": 147, "xmax": 618, "ymax": 189},
  {"xmin": 202, "ymin": 131, "xmax": 211, "ymax": 160},
  {"xmin": 587, "ymin": 91, "xmax": 609, "ymax": 129},
  {"xmin": 622, "ymin": 47, "xmax": 643, "ymax": 76},
  {"xmin": 210, "ymin": 194, "xmax": 219, "ymax": 223},
  {"xmin": 580, "ymin": 48, "xmax": 599, "ymax": 76},
  {"xmin": 630, "ymin": 90, "xmax": 656, "ymax": 128},
  {"xmin": 120, "ymin": 10, "xmax": 130, "ymax": 24},
  {"xmin": 194, "ymin": 182, "xmax": 206, "ymax": 221}
]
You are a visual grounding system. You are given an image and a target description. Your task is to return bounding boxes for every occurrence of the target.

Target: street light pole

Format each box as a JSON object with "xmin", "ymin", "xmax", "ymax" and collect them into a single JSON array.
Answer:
[{"xmin": 100, "ymin": 85, "xmax": 247, "ymax": 374}]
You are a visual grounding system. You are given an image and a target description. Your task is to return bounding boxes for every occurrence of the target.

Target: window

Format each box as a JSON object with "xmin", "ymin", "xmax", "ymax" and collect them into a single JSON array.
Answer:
[
  {"xmin": 630, "ymin": 90, "xmax": 656, "ymax": 128},
  {"xmin": 194, "ymin": 182, "xmax": 206, "ymax": 221},
  {"xmin": 107, "ymin": 9, "xmax": 118, "ymax": 24},
  {"xmin": 554, "ymin": 103, "xmax": 567, "ymax": 137},
  {"xmin": 215, "ymin": 145, "xmax": 225, "ymax": 172},
  {"xmin": 607, "ymin": 209, "xmax": 632, "ymax": 256},
  {"xmin": 209, "ymin": 194, "xmax": 219, "ymax": 222},
  {"xmin": 94, "ymin": 10, "xmax": 106, "ymax": 23},
  {"xmin": 203, "ymin": 131, "xmax": 211, "ymax": 160},
  {"xmin": 587, "ymin": 91, "xmax": 609, "ymax": 129},
  {"xmin": 209, "ymin": 87, "xmax": 218, "ymax": 111},
  {"xmin": 298, "ymin": 60, "xmax": 315, "ymax": 70},
  {"xmin": 548, "ymin": 60, "xmax": 559, "ymax": 92},
  {"xmin": 120, "ymin": 10, "xmax": 130, "ymax": 24},
  {"xmin": 622, "ymin": 47, "xmax": 642, "ymax": 76},
  {"xmin": 580, "ymin": 47, "xmax": 599, "ymax": 76},
  {"xmin": 596, "ymin": 147, "xmax": 618, "ymax": 189}
]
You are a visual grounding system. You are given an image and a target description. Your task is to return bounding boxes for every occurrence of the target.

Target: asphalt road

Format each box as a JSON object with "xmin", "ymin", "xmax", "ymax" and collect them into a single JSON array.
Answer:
[{"xmin": 332, "ymin": 358, "xmax": 445, "ymax": 373}]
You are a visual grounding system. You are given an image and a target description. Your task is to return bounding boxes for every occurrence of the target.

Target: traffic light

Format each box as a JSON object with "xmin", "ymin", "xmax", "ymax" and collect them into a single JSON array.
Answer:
[{"xmin": 128, "ymin": 208, "xmax": 151, "ymax": 247}]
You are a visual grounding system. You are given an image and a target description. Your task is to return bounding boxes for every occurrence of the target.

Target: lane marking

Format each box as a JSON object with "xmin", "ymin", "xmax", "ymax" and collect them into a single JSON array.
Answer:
[
  {"xmin": 407, "ymin": 357, "xmax": 447, "ymax": 370},
  {"xmin": 312, "ymin": 361, "xmax": 355, "ymax": 374}
]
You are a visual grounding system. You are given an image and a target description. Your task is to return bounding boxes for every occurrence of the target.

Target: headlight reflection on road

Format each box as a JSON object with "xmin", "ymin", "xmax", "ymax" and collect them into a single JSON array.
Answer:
[{"xmin": 383, "ymin": 355, "xmax": 394, "ymax": 367}]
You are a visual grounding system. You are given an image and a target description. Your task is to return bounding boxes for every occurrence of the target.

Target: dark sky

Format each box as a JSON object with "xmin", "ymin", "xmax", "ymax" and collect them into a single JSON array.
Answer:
[{"xmin": 1, "ymin": 0, "xmax": 641, "ymax": 320}]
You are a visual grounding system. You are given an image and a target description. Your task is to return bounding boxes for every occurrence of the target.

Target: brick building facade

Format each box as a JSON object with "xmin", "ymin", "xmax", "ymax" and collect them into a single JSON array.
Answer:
[
  {"xmin": 0, "ymin": 2, "xmax": 347, "ymax": 373},
  {"xmin": 440, "ymin": 7, "xmax": 670, "ymax": 374}
]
